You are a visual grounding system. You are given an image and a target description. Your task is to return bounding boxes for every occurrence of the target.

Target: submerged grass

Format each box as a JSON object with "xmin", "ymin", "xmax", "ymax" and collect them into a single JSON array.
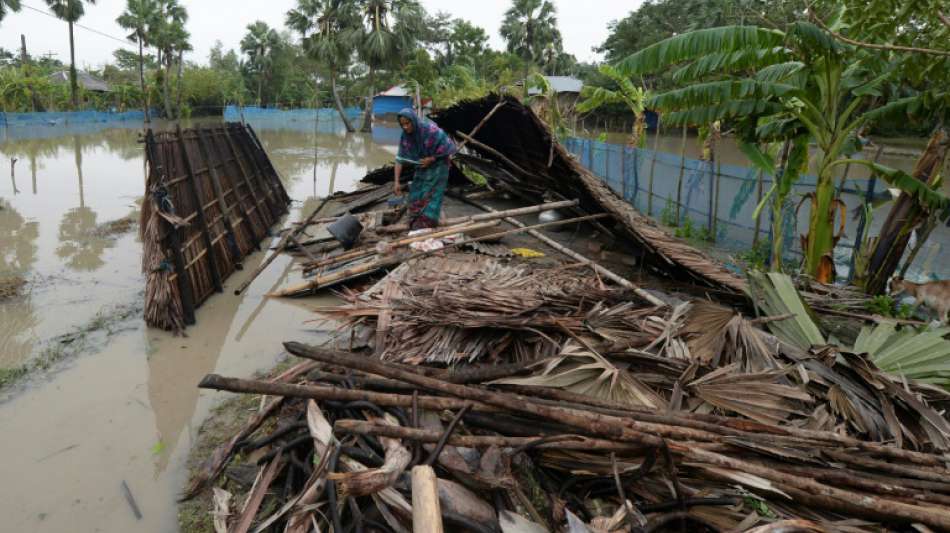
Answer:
[{"xmin": 0, "ymin": 300, "xmax": 143, "ymax": 394}]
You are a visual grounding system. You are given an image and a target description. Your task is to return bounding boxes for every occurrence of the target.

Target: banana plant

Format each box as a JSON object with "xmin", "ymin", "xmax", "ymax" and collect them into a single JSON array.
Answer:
[
  {"xmin": 615, "ymin": 21, "xmax": 930, "ymax": 282},
  {"xmin": 576, "ymin": 64, "xmax": 649, "ymax": 147}
]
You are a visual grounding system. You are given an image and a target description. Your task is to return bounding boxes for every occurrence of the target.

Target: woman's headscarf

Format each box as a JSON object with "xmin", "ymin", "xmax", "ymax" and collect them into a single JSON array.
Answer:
[{"xmin": 397, "ymin": 108, "xmax": 457, "ymax": 162}]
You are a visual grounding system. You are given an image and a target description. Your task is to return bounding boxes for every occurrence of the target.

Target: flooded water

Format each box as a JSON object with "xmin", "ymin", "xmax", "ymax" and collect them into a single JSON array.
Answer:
[{"xmin": 0, "ymin": 116, "xmax": 396, "ymax": 532}]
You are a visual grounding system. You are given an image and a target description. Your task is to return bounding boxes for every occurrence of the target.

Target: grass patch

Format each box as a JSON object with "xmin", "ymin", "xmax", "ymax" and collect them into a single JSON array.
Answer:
[
  {"xmin": 0, "ymin": 275, "xmax": 26, "ymax": 301},
  {"xmin": 0, "ymin": 301, "xmax": 143, "ymax": 394}
]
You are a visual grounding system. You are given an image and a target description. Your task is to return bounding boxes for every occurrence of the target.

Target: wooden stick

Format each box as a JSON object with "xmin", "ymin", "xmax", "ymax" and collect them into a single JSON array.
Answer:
[
  {"xmin": 374, "ymin": 199, "xmax": 578, "ymax": 234},
  {"xmin": 456, "ymin": 100, "xmax": 507, "ymax": 151},
  {"xmin": 302, "ymin": 220, "xmax": 501, "ymax": 273},
  {"xmin": 411, "ymin": 465, "xmax": 443, "ymax": 533},
  {"xmin": 334, "ymin": 420, "xmax": 640, "ymax": 451},
  {"xmin": 272, "ymin": 213, "xmax": 611, "ymax": 297},
  {"xmin": 198, "ymin": 373, "xmax": 502, "ymax": 413},
  {"xmin": 280, "ymin": 348, "xmax": 950, "ymax": 530},
  {"xmin": 458, "ymin": 196, "xmax": 667, "ymax": 307},
  {"xmin": 456, "ymin": 131, "xmax": 536, "ymax": 179},
  {"xmin": 234, "ymin": 194, "xmax": 332, "ymax": 295}
]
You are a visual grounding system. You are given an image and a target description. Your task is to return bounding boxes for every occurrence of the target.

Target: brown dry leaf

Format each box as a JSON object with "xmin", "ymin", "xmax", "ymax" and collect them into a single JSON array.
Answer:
[
  {"xmin": 681, "ymin": 301, "xmax": 781, "ymax": 371},
  {"xmin": 492, "ymin": 340, "xmax": 666, "ymax": 409},
  {"xmin": 689, "ymin": 364, "xmax": 811, "ymax": 425}
]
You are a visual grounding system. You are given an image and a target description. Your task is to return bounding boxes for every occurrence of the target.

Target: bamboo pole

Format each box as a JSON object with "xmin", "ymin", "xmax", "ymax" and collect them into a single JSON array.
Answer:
[
  {"xmin": 711, "ymin": 143, "xmax": 720, "ymax": 242},
  {"xmin": 411, "ymin": 466, "xmax": 443, "ymax": 533},
  {"xmin": 375, "ymin": 199, "xmax": 578, "ymax": 234},
  {"xmin": 752, "ymin": 169, "xmax": 764, "ymax": 248},
  {"xmin": 302, "ymin": 220, "xmax": 501, "ymax": 273},
  {"xmin": 271, "ymin": 213, "xmax": 611, "ymax": 297},
  {"xmin": 647, "ymin": 121, "xmax": 661, "ymax": 217},
  {"xmin": 234, "ymin": 194, "xmax": 332, "ymax": 295},
  {"xmin": 456, "ymin": 100, "xmax": 506, "ymax": 151},
  {"xmin": 675, "ymin": 125, "xmax": 688, "ymax": 224},
  {"xmin": 458, "ymin": 197, "xmax": 667, "ymax": 306}
]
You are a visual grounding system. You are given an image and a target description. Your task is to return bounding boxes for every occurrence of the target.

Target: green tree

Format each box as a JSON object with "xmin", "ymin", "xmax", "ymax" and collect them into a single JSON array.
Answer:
[
  {"xmin": 151, "ymin": 0, "xmax": 188, "ymax": 118},
  {"xmin": 355, "ymin": 0, "xmax": 426, "ymax": 132},
  {"xmin": 44, "ymin": 0, "xmax": 97, "ymax": 110},
  {"xmin": 448, "ymin": 19, "xmax": 489, "ymax": 66},
  {"xmin": 117, "ymin": 0, "xmax": 158, "ymax": 122},
  {"xmin": 286, "ymin": 0, "xmax": 358, "ymax": 132},
  {"xmin": 576, "ymin": 64, "xmax": 649, "ymax": 147},
  {"xmin": 616, "ymin": 23, "xmax": 942, "ymax": 282},
  {"xmin": 0, "ymin": 0, "xmax": 21, "ymax": 23},
  {"xmin": 820, "ymin": 0, "xmax": 950, "ymax": 293},
  {"xmin": 241, "ymin": 21, "xmax": 281, "ymax": 107},
  {"xmin": 499, "ymin": 0, "xmax": 562, "ymax": 96}
]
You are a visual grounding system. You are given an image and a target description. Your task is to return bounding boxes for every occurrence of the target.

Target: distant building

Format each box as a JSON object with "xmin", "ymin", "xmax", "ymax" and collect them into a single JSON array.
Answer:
[
  {"xmin": 525, "ymin": 75, "xmax": 584, "ymax": 112},
  {"xmin": 48, "ymin": 70, "xmax": 112, "ymax": 93},
  {"xmin": 372, "ymin": 85, "xmax": 431, "ymax": 117}
]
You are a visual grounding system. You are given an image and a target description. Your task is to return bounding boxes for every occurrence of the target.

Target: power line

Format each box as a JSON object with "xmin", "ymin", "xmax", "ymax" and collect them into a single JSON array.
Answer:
[{"xmin": 21, "ymin": 2, "xmax": 136, "ymax": 50}]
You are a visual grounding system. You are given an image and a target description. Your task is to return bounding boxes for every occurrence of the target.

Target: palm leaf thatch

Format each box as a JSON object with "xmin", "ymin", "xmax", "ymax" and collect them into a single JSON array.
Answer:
[
  {"xmin": 689, "ymin": 364, "xmax": 812, "ymax": 425},
  {"xmin": 855, "ymin": 322, "xmax": 950, "ymax": 388},
  {"xmin": 680, "ymin": 301, "xmax": 781, "ymax": 372},
  {"xmin": 747, "ymin": 271, "xmax": 825, "ymax": 351},
  {"xmin": 491, "ymin": 340, "xmax": 666, "ymax": 409}
]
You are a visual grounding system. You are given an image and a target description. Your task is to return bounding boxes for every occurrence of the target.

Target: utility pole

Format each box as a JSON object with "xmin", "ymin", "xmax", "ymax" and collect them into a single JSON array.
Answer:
[{"xmin": 21, "ymin": 35, "xmax": 43, "ymax": 112}]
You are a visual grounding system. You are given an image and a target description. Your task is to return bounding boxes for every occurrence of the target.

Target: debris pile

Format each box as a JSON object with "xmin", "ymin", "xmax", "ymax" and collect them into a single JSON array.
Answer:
[
  {"xmin": 181, "ymin": 95, "xmax": 950, "ymax": 531},
  {"xmin": 190, "ymin": 256, "xmax": 950, "ymax": 531}
]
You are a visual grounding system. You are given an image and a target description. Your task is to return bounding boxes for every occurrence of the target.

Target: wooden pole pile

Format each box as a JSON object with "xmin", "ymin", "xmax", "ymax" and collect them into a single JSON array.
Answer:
[{"xmin": 189, "ymin": 339, "xmax": 950, "ymax": 532}]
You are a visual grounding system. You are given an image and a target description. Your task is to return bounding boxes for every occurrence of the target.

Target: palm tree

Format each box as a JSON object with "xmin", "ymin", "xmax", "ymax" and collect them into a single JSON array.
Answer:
[
  {"xmin": 152, "ymin": 0, "xmax": 187, "ymax": 119},
  {"xmin": 0, "ymin": 0, "xmax": 22, "ymax": 23},
  {"xmin": 286, "ymin": 0, "xmax": 358, "ymax": 132},
  {"xmin": 616, "ymin": 23, "xmax": 946, "ymax": 283},
  {"xmin": 117, "ymin": 0, "xmax": 157, "ymax": 122},
  {"xmin": 499, "ymin": 0, "xmax": 561, "ymax": 97},
  {"xmin": 241, "ymin": 21, "xmax": 281, "ymax": 107},
  {"xmin": 45, "ymin": 0, "xmax": 97, "ymax": 110},
  {"xmin": 355, "ymin": 0, "xmax": 425, "ymax": 132}
]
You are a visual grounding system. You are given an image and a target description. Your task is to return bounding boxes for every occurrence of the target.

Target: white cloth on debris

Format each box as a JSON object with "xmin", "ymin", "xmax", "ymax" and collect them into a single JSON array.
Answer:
[{"xmin": 408, "ymin": 233, "xmax": 463, "ymax": 252}]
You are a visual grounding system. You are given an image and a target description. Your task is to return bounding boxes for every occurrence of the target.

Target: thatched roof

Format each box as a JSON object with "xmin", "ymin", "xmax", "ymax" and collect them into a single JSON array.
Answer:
[{"xmin": 431, "ymin": 94, "xmax": 748, "ymax": 294}]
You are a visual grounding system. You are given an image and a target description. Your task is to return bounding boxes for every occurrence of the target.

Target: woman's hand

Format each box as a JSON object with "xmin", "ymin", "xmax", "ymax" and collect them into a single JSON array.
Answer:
[
  {"xmin": 420, "ymin": 156, "xmax": 436, "ymax": 168},
  {"xmin": 394, "ymin": 179, "xmax": 401, "ymax": 195}
]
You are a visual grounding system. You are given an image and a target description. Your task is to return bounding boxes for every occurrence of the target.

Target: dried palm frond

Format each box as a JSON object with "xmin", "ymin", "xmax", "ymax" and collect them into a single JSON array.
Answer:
[
  {"xmin": 492, "ymin": 340, "xmax": 666, "ymax": 409},
  {"xmin": 681, "ymin": 301, "xmax": 781, "ymax": 372},
  {"xmin": 689, "ymin": 364, "xmax": 812, "ymax": 425}
]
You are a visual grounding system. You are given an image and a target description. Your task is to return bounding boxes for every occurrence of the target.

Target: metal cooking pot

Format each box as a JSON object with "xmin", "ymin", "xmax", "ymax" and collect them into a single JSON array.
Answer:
[{"xmin": 328, "ymin": 213, "xmax": 364, "ymax": 250}]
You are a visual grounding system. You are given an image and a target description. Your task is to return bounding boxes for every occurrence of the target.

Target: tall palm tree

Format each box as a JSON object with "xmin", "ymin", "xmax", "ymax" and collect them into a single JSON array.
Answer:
[
  {"xmin": 499, "ymin": 0, "xmax": 561, "ymax": 97},
  {"xmin": 355, "ymin": 0, "xmax": 425, "ymax": 132},
  {"xmin": 152, "ymin": 0, "xmax": 187, "ymax": 119},
  {"xmin": 45, "ymin": 0, "xmax": 97, "ymax": 110},
  {"xmin": 0, "ymin": 0, "xmax": 22, "ymax": 23},
  {"xmin": 241, "ymin": 21, "xmax": 281, "ymax": 107},
  {"xmin": 117, "ymin": 0, "xmax": 157, "ymax": 122},
  {"xmin": 287, "ymin": 0, "xmax": 358, "ymax": 132}
]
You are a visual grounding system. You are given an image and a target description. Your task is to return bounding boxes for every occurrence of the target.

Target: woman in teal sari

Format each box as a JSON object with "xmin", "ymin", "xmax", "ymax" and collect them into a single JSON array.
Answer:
[{"xmin": 393, "ymin": 108, "xmax": 458, "ymax": 230}]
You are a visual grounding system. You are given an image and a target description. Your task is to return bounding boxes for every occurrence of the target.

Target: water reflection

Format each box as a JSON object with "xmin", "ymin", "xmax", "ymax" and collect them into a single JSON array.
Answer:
[{"xmin": 0, "ymin": 199, "xmax": 40, "ymax": 367}]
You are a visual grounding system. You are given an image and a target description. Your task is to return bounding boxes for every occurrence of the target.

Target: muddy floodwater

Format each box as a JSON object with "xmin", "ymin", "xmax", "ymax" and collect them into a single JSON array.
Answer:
[
  {"xmin": 0, "ymin": 115, "xmax": 933, "ymax": 533},
  {"xmin": 0, "ymin": 116, "xmax": 396, "ymax": 532}
]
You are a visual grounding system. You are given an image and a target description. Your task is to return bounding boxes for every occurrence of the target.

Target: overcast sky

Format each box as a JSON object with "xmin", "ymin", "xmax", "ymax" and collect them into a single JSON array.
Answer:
[{"xmin": 0, "ymin": 1, "xmax": 638, "ymax": 69}]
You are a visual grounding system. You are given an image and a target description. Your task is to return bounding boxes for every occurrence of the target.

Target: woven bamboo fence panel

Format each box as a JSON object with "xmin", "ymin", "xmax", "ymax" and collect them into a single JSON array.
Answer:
[{"xmin": 141, "ymin": 122, "xmax": 290, "ymax": 331}]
